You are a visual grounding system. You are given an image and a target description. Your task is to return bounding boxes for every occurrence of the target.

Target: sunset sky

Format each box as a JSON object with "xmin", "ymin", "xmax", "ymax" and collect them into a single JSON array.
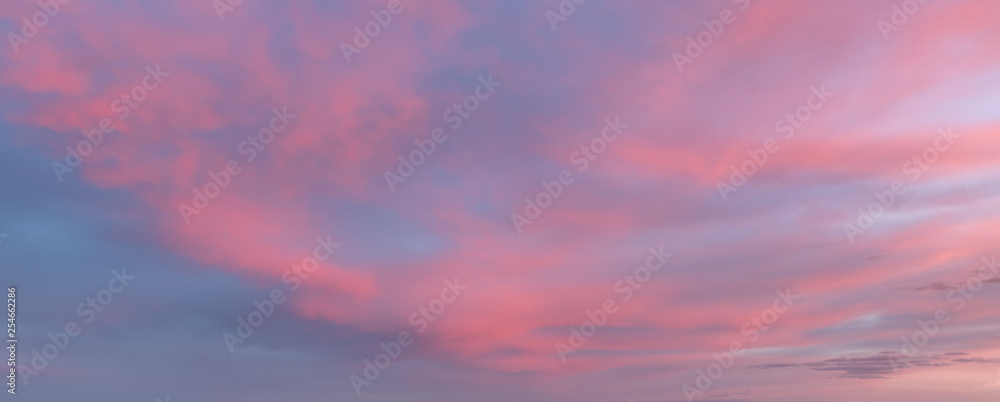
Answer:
[{"xmin": 2, "ymin": 1, "xmax": 999, "ymax": 401}]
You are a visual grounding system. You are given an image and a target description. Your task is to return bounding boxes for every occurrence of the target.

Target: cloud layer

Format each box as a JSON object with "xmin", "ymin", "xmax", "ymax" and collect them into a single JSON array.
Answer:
[{"xmin": 2, "ymin": 0, "xmax": 999, "ymax": 401}]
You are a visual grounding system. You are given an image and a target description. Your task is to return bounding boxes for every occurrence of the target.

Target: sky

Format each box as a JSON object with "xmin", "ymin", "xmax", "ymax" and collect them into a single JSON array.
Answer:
[{"xmin": 1, "ymin": 0, "xmax": 999, "ymax": 401}]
